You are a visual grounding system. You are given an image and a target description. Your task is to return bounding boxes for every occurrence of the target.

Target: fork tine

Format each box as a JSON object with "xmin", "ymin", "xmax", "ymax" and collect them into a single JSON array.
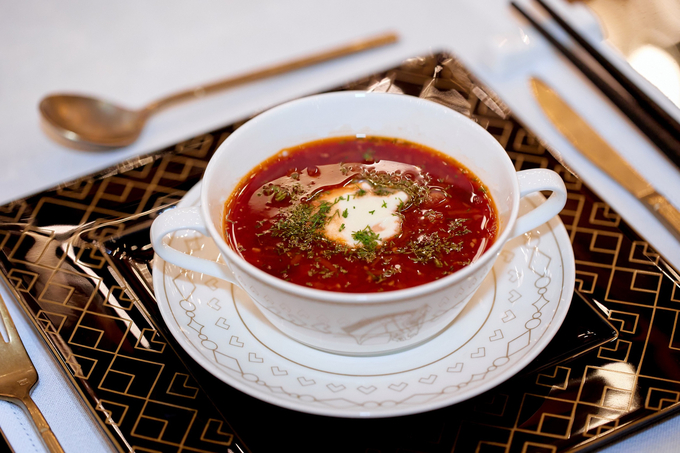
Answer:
[{"xmin": 0, "ymin": 292, "xmax": 19, "ymax": 344}]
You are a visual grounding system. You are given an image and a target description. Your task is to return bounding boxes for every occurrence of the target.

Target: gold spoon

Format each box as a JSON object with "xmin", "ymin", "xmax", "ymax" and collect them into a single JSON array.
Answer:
[{"xmin": 39, "ymin": 32, "xmax": 398, "ymax": 148}]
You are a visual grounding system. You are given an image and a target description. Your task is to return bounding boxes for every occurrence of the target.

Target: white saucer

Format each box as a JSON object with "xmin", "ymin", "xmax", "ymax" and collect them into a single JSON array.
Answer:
[{"xmin": 153, "ymin": 182, "xmax": 575, "ymax": 418}]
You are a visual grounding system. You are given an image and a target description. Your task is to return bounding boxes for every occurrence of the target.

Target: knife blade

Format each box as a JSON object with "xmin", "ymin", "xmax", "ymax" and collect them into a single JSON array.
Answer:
[{"xmin": 530, "ymin": 77, "xmax": 680, "ymax": 241}]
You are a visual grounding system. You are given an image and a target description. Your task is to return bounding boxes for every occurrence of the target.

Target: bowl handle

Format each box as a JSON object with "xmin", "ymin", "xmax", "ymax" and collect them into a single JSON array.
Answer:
[
  {"xmin": 511, "ymin": 169, "xmax": 567, "ymax": 238},
  {"xmin": 150, "ymin": 206, "xmax": 238, "ymax": 283}
]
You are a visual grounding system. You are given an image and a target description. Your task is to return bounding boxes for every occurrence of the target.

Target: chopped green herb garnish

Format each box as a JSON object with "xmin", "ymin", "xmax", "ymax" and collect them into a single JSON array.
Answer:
[
  {"xmin": 424, "ymin": 210, "xmax": 443, "ymax": 222},
  {"xmin": 369, "ymin": 210, "xmax": 375, "ymax": 215},
  {"xmin": 397, "ymin": 232, "xmax": 463, "ymax": 267},
  {"xmin": 261, "ymin": 182, "xmax": 305, "ymax": 202},
  {"xmin": 352, "ymin": 226, "xmax": 380, "ymax": 247},
  {"xmin": 381, "ymin": 200, "xmax": 387, "ymax": 208},
  {"xmin": 351, "ymin": 226, "xmax": 381, "ymax": 261},
  {"xmin": 359, "ymin": 168, "xmax": 430, "ymax": 208},
  {"xmin": 449, "ymin": 218, "xmax": 471, "ymax": 236},
  {"xmin": 342, "ymin": 208, "xmax": 348, "ymax": 218},
  {"xmin": 369, "ymin": 264, "xmax": 402, "ymax": 283},
  {"xmin": 339, "ymin": 223, "xmax": 345, "ymax": 232},
  {"xmin": 269, "ymin": 201, "xmax": 334, "ymax": 254}
]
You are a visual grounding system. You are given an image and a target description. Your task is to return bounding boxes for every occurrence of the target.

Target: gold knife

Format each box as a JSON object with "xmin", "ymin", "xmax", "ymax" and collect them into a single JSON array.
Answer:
[{"xmin": 531, "ymin": 77, "xmax": 680, "ymax": 241}]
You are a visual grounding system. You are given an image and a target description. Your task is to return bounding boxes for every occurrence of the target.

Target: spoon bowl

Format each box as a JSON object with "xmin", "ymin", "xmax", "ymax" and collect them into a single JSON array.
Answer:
[{"xmin": 40, "ymin": 95, "xmax": 147, "ymax": 147}]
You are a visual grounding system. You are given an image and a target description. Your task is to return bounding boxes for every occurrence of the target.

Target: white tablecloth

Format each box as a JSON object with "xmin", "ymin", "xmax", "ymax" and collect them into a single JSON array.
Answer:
[{"xmin": 2, "ymin": 0, "xmax": 679, "ymax": 451}]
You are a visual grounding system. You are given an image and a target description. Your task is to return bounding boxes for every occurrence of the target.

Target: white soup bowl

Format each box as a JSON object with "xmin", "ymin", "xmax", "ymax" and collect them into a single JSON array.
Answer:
[{"xmin": 151, "ymin": 91, "xmax": 567, "ymax": 356}]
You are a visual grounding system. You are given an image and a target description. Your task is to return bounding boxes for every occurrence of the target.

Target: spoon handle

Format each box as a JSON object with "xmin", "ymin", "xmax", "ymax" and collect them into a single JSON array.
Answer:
[{"xmin": 143, "ymin": 32, "xmax": 398, "ymax": 113}]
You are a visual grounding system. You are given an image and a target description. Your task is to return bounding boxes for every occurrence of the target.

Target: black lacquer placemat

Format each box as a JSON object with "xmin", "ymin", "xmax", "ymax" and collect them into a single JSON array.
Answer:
[{"xmin": 1, "ymin": 53, "xmax": 678, "ymax": 452}]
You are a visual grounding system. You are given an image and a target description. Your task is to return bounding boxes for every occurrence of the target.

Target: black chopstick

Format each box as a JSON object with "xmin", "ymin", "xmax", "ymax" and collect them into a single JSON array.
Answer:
[{"xmin": 510, "ymin": 1, "xmax": 680, "ymax": 168}]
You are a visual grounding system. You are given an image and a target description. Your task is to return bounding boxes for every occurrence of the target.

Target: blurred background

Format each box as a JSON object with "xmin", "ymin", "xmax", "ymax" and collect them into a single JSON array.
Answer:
[{"xmin": 588, "ymin": 0, "xmax": 680, "ymax": 106}]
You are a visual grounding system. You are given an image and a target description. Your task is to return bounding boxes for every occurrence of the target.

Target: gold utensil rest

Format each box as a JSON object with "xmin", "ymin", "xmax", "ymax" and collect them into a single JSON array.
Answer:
[{"xmin": 0, "ymin": 293, "xmax": 64, "ymax": 453}]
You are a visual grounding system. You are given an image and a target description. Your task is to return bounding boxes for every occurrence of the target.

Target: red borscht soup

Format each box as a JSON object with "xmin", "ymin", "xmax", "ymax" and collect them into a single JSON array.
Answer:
[{"xmin": 224, "ymin": 136, "xmax": 498, "ymax": 293}]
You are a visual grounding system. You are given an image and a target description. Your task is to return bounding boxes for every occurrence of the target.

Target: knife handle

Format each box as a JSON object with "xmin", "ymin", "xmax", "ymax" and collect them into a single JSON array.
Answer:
[{"xmin": 642, "ymin": 193, "xmax": 680, "ymax": 241}]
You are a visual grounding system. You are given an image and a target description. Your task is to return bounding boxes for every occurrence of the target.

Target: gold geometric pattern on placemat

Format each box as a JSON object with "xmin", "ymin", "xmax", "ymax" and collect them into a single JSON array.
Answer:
[
  {"xmin": 0, "ymin": 145, "xmax": 244, "ymax": 452},
  {"xmin": 0, "ymin": 52, "xmax": 678, "ymax": 452}
]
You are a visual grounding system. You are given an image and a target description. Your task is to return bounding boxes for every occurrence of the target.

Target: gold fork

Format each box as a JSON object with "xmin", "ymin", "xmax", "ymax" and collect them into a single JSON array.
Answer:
[{"xmin": 0, "ymin": 292, "xmax": 64, "ymax": 453}]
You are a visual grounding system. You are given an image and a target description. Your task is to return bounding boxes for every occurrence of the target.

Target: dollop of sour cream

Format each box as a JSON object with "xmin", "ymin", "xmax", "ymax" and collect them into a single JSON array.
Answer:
[{"xmin": 318, "ymin": 182, "xmax": 409, "ymax": 247}]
